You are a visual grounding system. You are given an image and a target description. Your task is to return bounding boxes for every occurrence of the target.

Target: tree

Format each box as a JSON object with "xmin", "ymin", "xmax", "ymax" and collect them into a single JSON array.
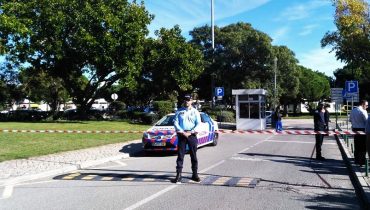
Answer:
[
  {"xmin": 138, "ymin": 26, "xmax": 204, "ymax": 101},
  {"xmin": 322, "ymin": 0, "xmax": 370, "ymax": 65},
  {"xmin": 297, "ymin": 66, "xmax": 331, "ymax": 112},
  {"xmin": 190, "ymin": 22, "xmax": 274, "ymax": 104},
  {"xmin": 0, "ymin": 0, "xmax": 152, "ymax": 118},
  {"xmin": 273, "ymin": 46, "xmax": 300, "ymax": 115},
  {"xmin": 322, "ymin": 0, "xmax": 370, "ymax": 100},
  {"xmin": 18, "ymin": 68, "xmax": 69, "ymax": 114}
]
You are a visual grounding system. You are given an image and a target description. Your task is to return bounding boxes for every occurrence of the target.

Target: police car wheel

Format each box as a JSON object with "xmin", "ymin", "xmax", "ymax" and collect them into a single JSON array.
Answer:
[{"xmin": 211, "ymin": 133, "xmax": 218, "ymax": 146}]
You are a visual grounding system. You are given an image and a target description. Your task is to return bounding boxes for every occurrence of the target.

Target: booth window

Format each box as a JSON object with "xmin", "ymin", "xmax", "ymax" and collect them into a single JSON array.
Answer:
[
  {"xmin": 239, "ymin": 103, "xmax": 250, "ymax": 118},
  {"xmin": 239, "ymin": 102, "xmax": 260, "ymax": 119},
  {"xmin": 249, "ymin": 103, "xmax": 259, "ymax": 118}
]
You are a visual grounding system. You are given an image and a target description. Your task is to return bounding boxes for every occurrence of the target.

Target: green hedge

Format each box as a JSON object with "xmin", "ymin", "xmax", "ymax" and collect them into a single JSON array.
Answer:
[
  {"xmin": 215, "ymin": 110, "xmax": 235, "ymax": 122},
  {"xmin": 204, "ymin": 109, "xmax": 235, "ymax": 123},
  {"xmin": 153, "ymin": 101, "xmax": 173, "ymax": 118}
]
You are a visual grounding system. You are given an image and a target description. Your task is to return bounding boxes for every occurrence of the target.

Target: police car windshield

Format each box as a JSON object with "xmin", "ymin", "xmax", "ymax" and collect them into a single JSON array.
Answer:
[{"xmin": 155, "ymin": 115, "xmax": 175, "ymax": 126}]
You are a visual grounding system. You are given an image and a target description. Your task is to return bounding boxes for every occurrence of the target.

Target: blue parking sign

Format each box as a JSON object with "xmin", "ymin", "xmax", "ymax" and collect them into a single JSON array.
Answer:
[
  {"xmin": 345, "ymin": 81, "xmax": 358, "ymax": 93},
  {"xmin": 215, "ymin": 87, "xmax": 224, "ymax": 97}
]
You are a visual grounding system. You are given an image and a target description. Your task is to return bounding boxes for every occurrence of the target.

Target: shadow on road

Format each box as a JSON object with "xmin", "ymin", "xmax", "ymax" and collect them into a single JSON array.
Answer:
[
  {"xmin": 119, "ymin": 142, "xmax": 176, "ymax": 157},
  {"xmin": 239, "ymin": 152, "xmax": 349, "ymax": 177}
]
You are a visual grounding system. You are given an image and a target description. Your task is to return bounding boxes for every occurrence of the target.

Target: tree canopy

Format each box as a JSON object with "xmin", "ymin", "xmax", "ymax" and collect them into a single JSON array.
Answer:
[
  {"xmin": 190, "ymin": 22, "xmax": 274, "ymax": 103},
  {"xmin": 0, "ymin": 0, "xmax": 153, "ymax": 115},
  {"xmin": 322, "ymin": 0, "xmax": 370, "ymax": 100}
]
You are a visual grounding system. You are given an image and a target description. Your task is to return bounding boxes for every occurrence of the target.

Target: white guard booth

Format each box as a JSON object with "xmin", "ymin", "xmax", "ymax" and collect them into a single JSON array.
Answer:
[{"xmin": 232, "ymin": 89, "xmax": 267, "ymax": 130}]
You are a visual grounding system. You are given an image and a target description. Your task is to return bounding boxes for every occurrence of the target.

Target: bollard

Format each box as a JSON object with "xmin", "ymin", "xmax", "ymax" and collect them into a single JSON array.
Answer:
[{"xmin": 366, "ymin": 159, "xmax": 369, "ymax": 177}]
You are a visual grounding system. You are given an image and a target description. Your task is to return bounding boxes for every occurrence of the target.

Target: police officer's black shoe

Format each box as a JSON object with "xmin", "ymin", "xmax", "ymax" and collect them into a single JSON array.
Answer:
[
  {"xmin": 316, "ymin": 156, "xmax": 326, "ymax": 161},
  {"xmin": 173, "ymin": 172, "xmax": 182, "ymax": 184},
  {"xmin": 191, "ymin": 174, "xmax": 201, "ymax": 182}
]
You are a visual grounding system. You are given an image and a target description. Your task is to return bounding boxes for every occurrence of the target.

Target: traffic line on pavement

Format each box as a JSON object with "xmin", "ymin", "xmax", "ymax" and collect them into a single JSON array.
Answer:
[
  {"xmin": 1, "ymin": 185, "xmax": 14, "ymax": 199},
  {"xmin": 264, "ymin": 140, "xmax": 337, "ymax": 145},
  {"xmin": 230, "ymin": 157, "xmax": 269, "ymax": 162}
]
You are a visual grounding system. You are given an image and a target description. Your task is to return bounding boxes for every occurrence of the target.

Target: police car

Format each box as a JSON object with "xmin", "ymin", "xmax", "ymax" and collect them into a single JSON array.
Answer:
[{"xmin": 142, "ymin": 112, "xmax": 219, "ymax": 152}]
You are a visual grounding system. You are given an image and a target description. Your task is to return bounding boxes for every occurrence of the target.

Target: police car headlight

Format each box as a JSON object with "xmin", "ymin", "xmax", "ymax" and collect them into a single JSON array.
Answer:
[{"xmin": 143, "ymin": 132, "xmax": 151, "ymax": 139}]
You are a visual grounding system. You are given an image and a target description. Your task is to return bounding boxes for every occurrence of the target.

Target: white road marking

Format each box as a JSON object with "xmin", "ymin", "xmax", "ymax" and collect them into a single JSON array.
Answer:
[
  {"xmin": 264, "ymin": 140, "xmax": 336, "ymax": 145},
  {"xmin": 113, "ymin": 160, "xmax": 127, "ymax": 167},
  {"xmin": 16, "ymin": 180, "xmax": 58, "ymax": 186},
  {"xmin": 2, "ymin": 185, "xmax": 14, "ymax": 199},
  {"xmin": 124, "ymin": 185, "xmax": 178, "ymax": 210},
  {"xmin": 199, "ymin": 160, "xmax": 225, "ymax": 173},
  {"xmin": 230, "ymin": 157, "xmax": 269, "ymax": 162},
  {"xmin": 235, "ymin": 135, "xmax": 274, "ymax": 155},
  {"xmin": 124, "ymin": 159, "xmax": 226, "ymax": 210}
]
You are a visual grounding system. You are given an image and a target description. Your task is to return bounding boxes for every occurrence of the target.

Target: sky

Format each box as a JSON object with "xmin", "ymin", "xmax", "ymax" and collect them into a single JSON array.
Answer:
[{"xmin": 143, "ymin": 0, "xmax": 345, "ymax": 77}]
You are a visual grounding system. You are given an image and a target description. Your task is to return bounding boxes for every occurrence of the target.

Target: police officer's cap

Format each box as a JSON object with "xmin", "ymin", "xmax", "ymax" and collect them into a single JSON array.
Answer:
[{"xmin": 184, "ymin": 94, "xmax": 193, "ymax": 101}]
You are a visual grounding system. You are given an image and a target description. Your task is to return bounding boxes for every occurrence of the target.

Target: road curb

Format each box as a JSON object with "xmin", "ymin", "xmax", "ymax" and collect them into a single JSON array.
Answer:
[
  {"xmin": 0, "ymin": 153, "xmax": 129, "ymax": 187},
  {"xmin": 335, "ymin": 134, "xmax": 370, "ymax": 210}
]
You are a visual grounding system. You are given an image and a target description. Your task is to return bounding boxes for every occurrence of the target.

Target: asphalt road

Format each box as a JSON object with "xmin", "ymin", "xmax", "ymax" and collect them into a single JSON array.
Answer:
[{"xmin": 0, "ymin": 120, "xmax": 362, "ymax": 210}]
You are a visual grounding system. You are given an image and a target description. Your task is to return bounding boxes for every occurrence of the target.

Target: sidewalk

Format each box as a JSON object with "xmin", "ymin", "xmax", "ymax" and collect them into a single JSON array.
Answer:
[
  {"xmin": 0, "ymin": 140, "xmax": 141, "ymax": 186},
  {"xmin": 336, "ymin": 120, "xmax": 370, "ymax": 209}
]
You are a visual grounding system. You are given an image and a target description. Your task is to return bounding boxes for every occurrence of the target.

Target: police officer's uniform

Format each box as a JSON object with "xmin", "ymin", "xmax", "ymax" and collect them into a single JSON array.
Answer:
[{"xmin": 173, "ymin": 94, "xmax": 201, "ymax": 183}]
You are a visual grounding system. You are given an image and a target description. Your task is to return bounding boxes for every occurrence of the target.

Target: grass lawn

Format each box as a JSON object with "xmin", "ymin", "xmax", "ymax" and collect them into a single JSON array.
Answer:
[{"xmin": 0, "ymin": 121, "xmax": 150, "ymax": 162}]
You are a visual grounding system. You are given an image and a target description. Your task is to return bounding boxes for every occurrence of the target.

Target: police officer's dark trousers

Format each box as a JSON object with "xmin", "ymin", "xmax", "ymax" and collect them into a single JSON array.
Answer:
[
  {"xmin": 353, "ymin": 128, "xmax": 366, "ymax": 165},
  {"xmin": 176, "ymin": 133, "xmax": 198, "ymax": 174},
  {"xmin": 315, "ymin": 133, "xmax": 324, "ymax": 158}
]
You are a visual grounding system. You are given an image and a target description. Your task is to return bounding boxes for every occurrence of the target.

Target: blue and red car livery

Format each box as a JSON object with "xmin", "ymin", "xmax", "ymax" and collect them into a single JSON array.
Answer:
[{"xmin": 142, "ymin": 113, "xmax": 219, "ymax": 152}]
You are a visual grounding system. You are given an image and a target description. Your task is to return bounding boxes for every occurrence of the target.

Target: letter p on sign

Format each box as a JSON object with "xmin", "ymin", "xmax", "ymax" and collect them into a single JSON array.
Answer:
[
  {"xmin": 215, "ymin": 87, "xmax": 224, "ymax": 97},
  {"xmin": 345, "ymin": 81, "xmax": 358, "ymax": 93}
]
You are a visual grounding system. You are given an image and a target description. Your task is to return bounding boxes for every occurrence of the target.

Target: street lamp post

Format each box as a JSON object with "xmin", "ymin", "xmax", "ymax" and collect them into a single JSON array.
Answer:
[
  {"xmin": 211, "ymin": 0, "xmax": 215, "ymax": 107},
  {"xmin": 211, "ymin": 0, "xmax": 214, "ymax": 50},
  {"xmin": 273, "ymin": 57, "xmax": 278, "ymax": 109}
]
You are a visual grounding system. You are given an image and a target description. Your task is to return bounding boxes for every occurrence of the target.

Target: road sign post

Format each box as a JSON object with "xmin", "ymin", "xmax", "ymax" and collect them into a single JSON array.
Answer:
[{"xmin": 215, "ymin": 87, "xmax": 224, "ymax": 101}]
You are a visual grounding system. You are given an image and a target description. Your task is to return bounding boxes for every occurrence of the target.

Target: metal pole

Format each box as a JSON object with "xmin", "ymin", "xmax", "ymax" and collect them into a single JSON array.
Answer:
[
  {"xmin": 346, "ymin": 100, "xmax": 349, "ymax": 130},
  {"xmin": 211, "ymin": 0, "xmax": 215, "ymax": 50},
  {"xmin": 211, "ymin": 0, "xmax": 215, "ymax": 107},
  {"xmin": 273, "ymin": 57, "xmax": 278, "ymax": 109}
]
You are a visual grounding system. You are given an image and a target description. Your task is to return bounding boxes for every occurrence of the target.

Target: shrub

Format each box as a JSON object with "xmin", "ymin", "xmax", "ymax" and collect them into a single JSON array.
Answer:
[
  {"xmin": 153, "ymin": 101, "xmax": 173, "ymax": 118},
  {"xmin": 216, "ymin": 110, "xmax": 235, "ymax": 122}
]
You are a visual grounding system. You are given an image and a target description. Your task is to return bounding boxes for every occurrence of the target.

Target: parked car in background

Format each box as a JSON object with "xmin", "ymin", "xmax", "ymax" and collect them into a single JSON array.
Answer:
[
  {"xmin": 62, "ymin": 108, "xmax": 105, "ymax": 120},
  {"xmin": 265, "ymin": 111, "xmax": 272, "ymax": 125},
  {"xmin": 142, "ymin": 112, "xmax": 219, "ymax": 152},
  {"xmin": 7, "ymin": 110, "xmax": 48, "ymax": 121}
]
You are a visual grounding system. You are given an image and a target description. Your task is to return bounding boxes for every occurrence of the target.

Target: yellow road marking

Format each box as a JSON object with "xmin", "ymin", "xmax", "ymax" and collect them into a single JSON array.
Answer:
[
  {"xmin": 101, "ymin": 177, "xmax": 114, "ymax": 181},
  {"xmin": 121, "ymin": 177, "xmax": 135, "ymax": 181},
  {"xmin": 213, "ymin": 177, "xmax": 232, "ymax": 186},
  {"xmin": 82, "ymin": 175, "xmax": 96, "ymax": 180},
  {"xmin": 62, "ymin": 176, "xmax": 75, "ymax": 180},
  {"xmin": 236, "ymin": 178, "xmax": 253, "ymax": 187}
]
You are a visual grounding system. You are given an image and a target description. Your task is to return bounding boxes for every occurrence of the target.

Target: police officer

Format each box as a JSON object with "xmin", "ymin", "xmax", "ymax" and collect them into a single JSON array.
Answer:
[
  {"xmin": 173, "ymin": 94, "xmax": 201, "ymax": 184},
  {"xmin": 313, "ymin": 103, "xmax": 329, "ymax": 160},
  {"xmin": 350, "ymin": 100, "xmax": 368, "ymax": 166}
]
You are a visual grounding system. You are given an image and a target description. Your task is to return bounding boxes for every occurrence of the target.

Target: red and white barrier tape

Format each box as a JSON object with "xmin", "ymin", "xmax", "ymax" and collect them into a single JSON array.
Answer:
[
  {"xmin": 217, "ymin": 129, "xmax": 366, "ymax": 135},
  {"xmin": 0, "ymin": 129, "xmax": 145, "ymax": 134},
  {"xmin": 0, "ymin": 129, "xmax": 366, "ymax": 135}
]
